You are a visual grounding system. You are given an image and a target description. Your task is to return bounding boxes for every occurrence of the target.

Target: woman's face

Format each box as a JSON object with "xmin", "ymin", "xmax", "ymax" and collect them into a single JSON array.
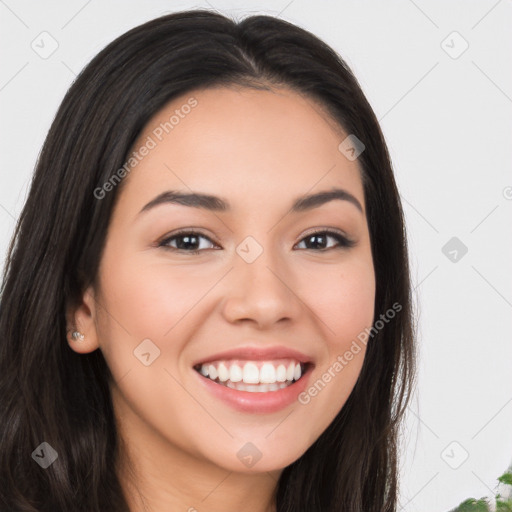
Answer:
[{"xmin": 72, "ymin": 86, "xmax": 375, "ymax": 474}]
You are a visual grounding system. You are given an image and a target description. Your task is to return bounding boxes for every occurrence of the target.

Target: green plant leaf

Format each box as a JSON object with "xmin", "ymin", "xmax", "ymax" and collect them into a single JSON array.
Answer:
[
  {"xmin": 496, "ymin": 498, "xmax": 512, "ymax": 512},
  {"xmin": 451, "ymin": 498, "xmax": 490, "ymax": 512},
  {"xmin": 498, "ymin": 472, "xmax": 512, "ymax": 486}
]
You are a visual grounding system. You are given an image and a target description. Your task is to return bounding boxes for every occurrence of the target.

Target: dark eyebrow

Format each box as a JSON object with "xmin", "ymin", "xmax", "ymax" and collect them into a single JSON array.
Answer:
[{"xmin": 139, "ymin": 187, "xmax": 363, "ymax": 215}]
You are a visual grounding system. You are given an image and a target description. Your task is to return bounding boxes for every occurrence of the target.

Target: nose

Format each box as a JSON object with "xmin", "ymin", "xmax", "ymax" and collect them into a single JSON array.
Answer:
[{"xmin": 221, "ymin": 246, "xmax": 304, "ymax": 329}]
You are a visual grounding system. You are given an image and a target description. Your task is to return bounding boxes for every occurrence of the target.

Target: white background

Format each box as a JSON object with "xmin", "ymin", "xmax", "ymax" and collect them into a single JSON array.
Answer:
[{"xmin": 1, "ymin": 1, "xmax": 511, "ymax": 510}]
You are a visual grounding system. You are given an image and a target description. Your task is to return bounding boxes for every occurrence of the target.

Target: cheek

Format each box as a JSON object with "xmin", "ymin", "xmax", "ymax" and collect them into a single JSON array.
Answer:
[
  {"xmin": 95, "ymin": 258, "xmax": 209, "ymax": 443},
  {"xmin": 300, "ymin": 257, "xmax": 376, "ymax": 345},
  {"xmin": 95, "ymin": 253, "xmax": 225, "ymax": 391},
  {"xmin": 100, "ymin": 256, "xmax": 207, "ymax": 340},
  {"xmin": 291, "ymin": 260, "xmax": 374, "ymax": 443}
]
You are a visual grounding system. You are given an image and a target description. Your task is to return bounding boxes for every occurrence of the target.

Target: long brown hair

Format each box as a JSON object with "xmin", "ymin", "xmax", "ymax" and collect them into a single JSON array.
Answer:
[{"xmin": 0, "ymin": 9, "xmax": 415, "ymax": 511}]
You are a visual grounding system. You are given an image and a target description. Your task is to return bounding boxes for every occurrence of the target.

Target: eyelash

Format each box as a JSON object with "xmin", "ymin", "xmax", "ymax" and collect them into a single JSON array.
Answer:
[{"xmin": 157, "ymin": 228, "xmax": 355, "ymax": 255}]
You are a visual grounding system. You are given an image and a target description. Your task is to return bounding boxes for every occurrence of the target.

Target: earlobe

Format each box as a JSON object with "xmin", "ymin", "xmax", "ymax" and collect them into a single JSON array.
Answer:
[{"xmin": 66, "ymin": 286, "xmax": 100, "ymax": 354}]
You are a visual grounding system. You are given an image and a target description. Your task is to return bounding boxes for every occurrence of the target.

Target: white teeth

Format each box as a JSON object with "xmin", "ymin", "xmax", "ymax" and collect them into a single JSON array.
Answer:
[
  {"xmin": 217, "ymin": 363, "xmax": 229, "ymax": 382},
  {"xmin": 259, "ymin": 363, "xmax": 276, "ymax": 384},
  {"xmin": 197, "ymin": 359, "xmax": 308, "ymax": 389},
  {"xmin": 230, "ymin": 364, "xmax": 243, "ymax": 382},
  {"xmin": 247, "ymin": 383, "xmax": 269, "ymax": 393},
  {"xmin": 276, "ymin": 364, "xmax": 287, "ymax": 382},
  {"xmin": 286, "ymin": 362, "xmax": 295, "ymax": 381},
  {"xmin": 293, "ymin": 363, "xmax": 301, "ymax": 381},
  {"xmin": 224, "ymin": 381, "xmax": 292, "ymax": 392},
  {"xmin": 208, "ymin": 364, "xmax": 218, "ymax": 380},
  {"xmin": 242, "ymin": 362, "xmax": 260, "ymax": 384}
]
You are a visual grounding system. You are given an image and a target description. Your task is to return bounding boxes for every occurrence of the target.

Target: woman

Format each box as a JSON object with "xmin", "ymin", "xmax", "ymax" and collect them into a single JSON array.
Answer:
[{"xmin": 0, "ymin": 9, "xmax": 415, "ymax": 511}]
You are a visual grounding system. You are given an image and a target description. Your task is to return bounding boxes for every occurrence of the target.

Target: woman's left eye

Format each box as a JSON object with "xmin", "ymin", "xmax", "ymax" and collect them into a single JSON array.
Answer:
[
  {"xmin": 295, "ymin": 230, "xmax": 355, "ymax": 251},
  {"xmin": 158, "ymin": 229, "xmax": 355, "ymax": 254}
]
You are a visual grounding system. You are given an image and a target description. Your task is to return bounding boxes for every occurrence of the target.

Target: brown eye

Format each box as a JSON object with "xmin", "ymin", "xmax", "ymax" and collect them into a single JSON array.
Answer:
[
  {"xmin": 158, "ymin": 230, "xmax": 217, "ymax": 254},
  {"xmin": 295, "ymin": 230, "xmax": 355, "ymax": 251},
  {"xmin": 158, "ymin": 229, "xmax": 355, "ymax": 255}
]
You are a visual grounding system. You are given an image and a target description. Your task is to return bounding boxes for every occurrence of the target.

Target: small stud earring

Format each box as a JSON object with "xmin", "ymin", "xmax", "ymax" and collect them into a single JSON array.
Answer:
[{"xmin": 71, "ymin": 331, "xmax": 84, "ymax": 342}]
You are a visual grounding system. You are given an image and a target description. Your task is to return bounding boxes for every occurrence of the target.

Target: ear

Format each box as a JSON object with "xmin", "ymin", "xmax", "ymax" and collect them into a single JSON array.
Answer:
[{"xmin": 66, "ymin": 285, "xmax": 101, "ymax": 354}]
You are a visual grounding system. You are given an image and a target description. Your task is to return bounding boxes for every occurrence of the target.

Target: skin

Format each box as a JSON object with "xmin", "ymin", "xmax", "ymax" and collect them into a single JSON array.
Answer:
[{"xmin": 67, "ymin": 85, "xmax": 376, "ymax": 512}]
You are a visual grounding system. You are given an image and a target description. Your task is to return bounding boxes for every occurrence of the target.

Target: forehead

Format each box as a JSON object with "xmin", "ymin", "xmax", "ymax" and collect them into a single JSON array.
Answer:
[{"xmin": 119, "ymin": 86, "xmax": 364, "ymax": 213}]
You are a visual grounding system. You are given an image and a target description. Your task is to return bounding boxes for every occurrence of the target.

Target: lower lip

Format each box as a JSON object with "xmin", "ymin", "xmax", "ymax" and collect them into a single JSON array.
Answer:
[{"xmin": 194, "ymin": 365, "xmax": 313, "ymax": 414}]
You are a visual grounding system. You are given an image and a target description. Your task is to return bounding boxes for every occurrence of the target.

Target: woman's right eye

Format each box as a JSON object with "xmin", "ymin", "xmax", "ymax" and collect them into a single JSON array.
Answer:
[{"xmin": 158, "ymin": 230, "xmax": 217, "ymax": 254}]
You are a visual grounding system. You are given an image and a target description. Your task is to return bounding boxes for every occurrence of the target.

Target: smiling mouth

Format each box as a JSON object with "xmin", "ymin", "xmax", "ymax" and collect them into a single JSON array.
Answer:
[{"xmin": 193, "ymin": 359, "xmax": 310, "ymax": 393}]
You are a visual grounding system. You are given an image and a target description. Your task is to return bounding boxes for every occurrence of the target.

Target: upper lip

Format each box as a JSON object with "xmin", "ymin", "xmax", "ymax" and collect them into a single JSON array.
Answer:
[{"xmin": 192, "ymin": 345, "xmax": 314, "ymax": 367}]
